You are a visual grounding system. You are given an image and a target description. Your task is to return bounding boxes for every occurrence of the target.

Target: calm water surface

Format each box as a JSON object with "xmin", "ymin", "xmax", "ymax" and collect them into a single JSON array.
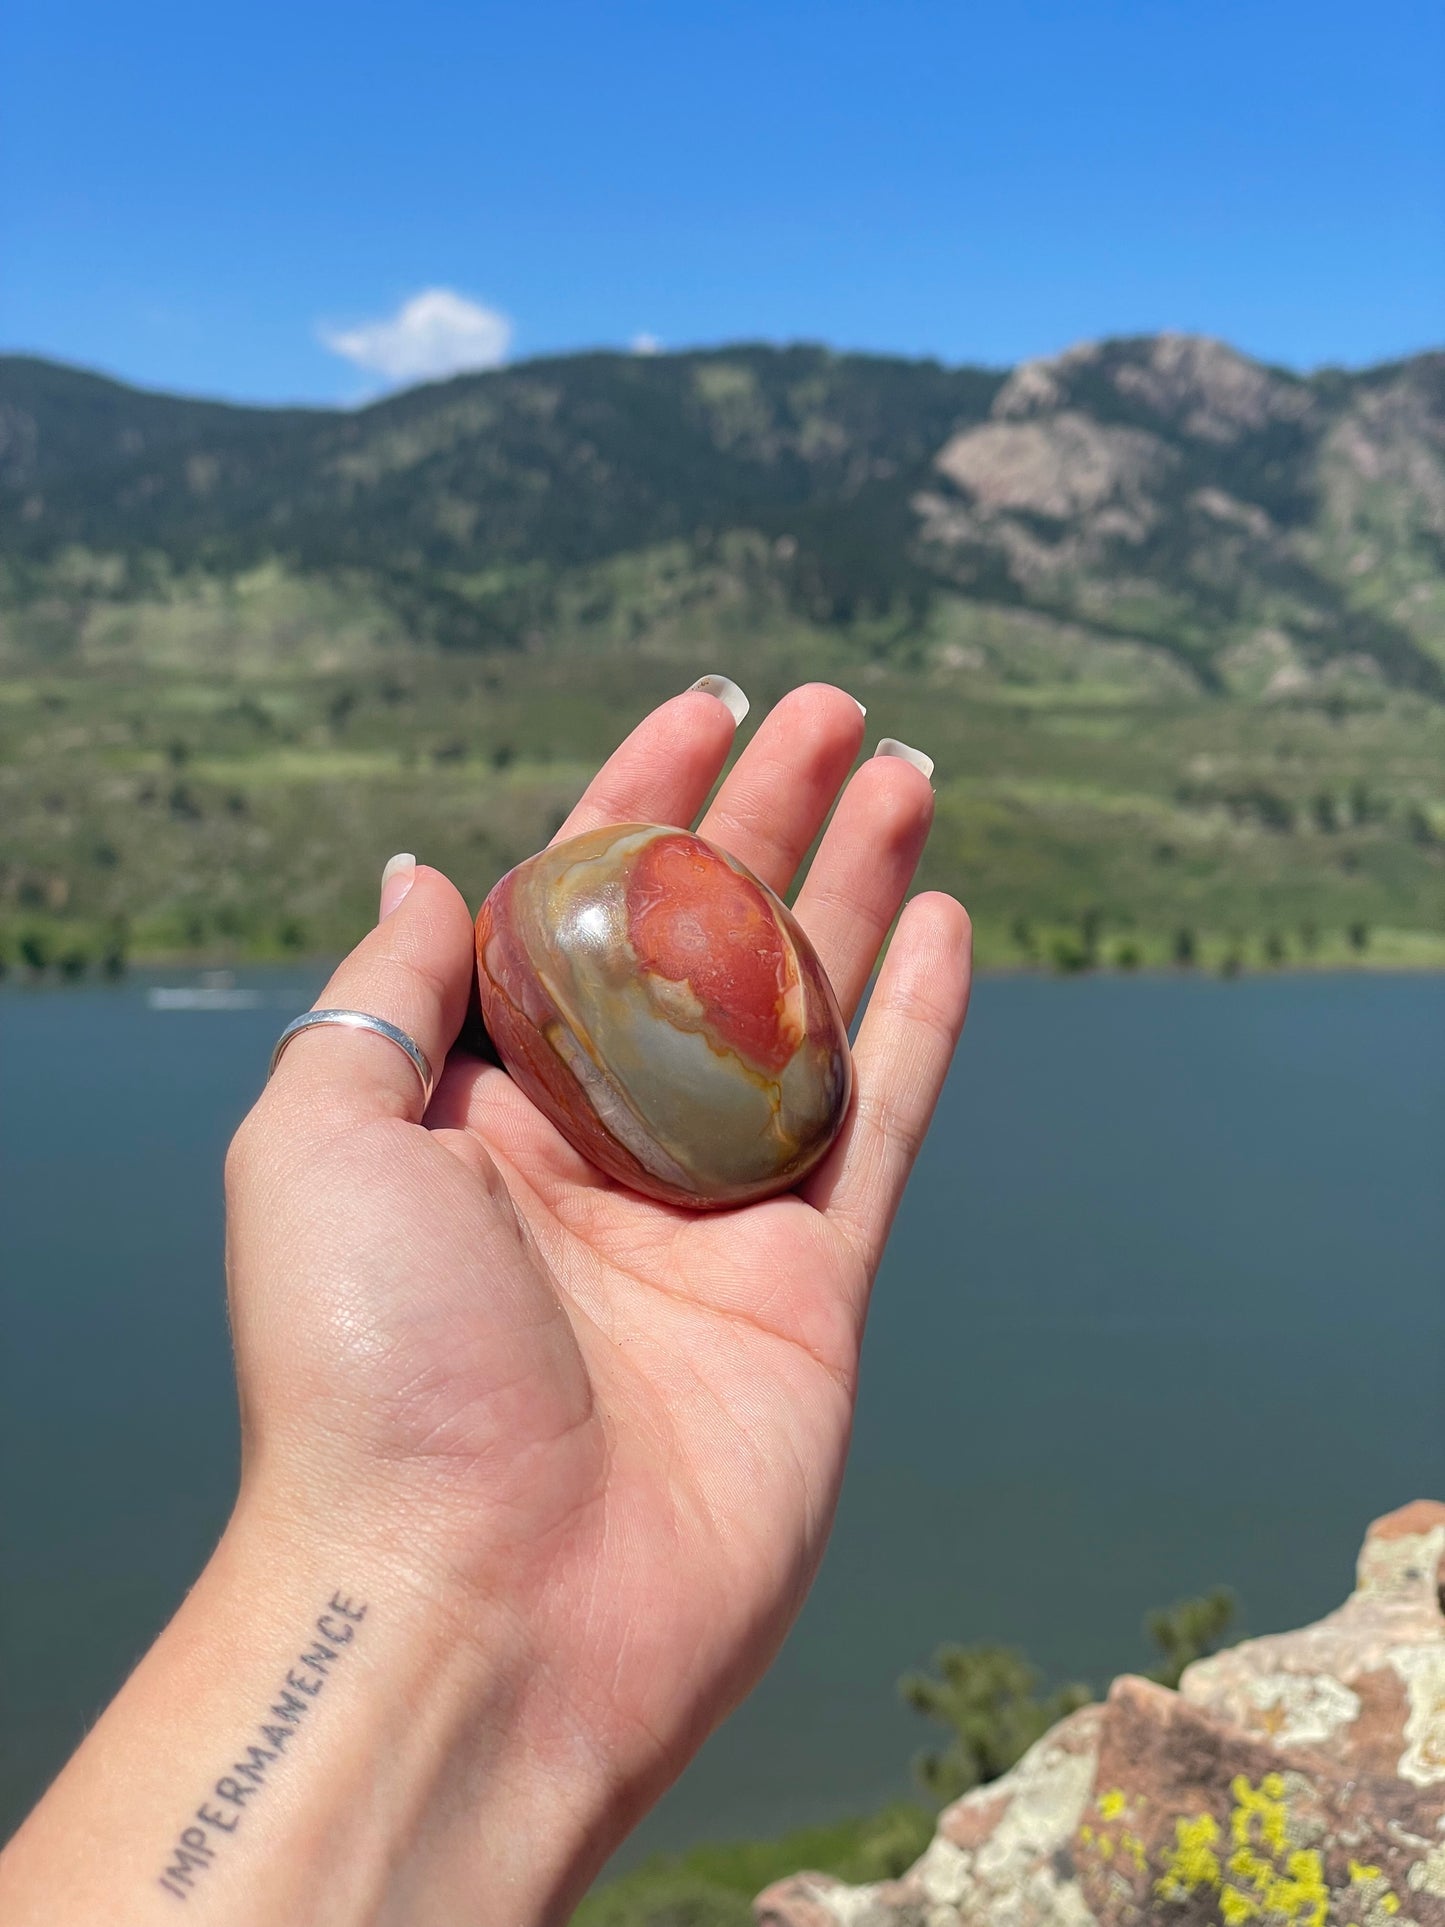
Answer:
[{"xmin": 2, "ymin": 972, "xmax": 1442, "ymax": 1860}]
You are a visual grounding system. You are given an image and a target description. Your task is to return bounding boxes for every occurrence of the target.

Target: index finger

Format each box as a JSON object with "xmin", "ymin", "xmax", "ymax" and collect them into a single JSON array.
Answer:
[{"xmin": 552, "ymin": 678, "xmax": 748, "ymax": 843}]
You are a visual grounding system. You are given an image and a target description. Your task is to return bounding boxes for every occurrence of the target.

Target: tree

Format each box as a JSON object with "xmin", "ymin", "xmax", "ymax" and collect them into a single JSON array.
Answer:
[
  {"xmin": 900, "ymin": 1645, "xmax": 1092, "ymax": 1805},
  {"xmin": 1049, "ymin": 934, "xmax": 1091, "ymax": 974},
  {"xmin": 19, "ymin": 931, "xmax": 52, "ymax": 974},
  {"xmin": 1079, "ymin": 907, "xmax": 1103, "ymax": 964},
  {"xmin": 100, "ymin": 916, "xmax": 130, "ymax": 981},
  {"xmin": 1172, "ymin": 926, "xmax": 1196, "ymax": 967},
  {"xmin": 1145, "ymin": 1589, "xmax": 1236, "ymax": 1689},
  {"xmin": 1348, "ymin": 920, "xmax": 1370, "ymax": 953},
  {"xmin": 902, "ymin": 1589, "xmax": 1239, "ymax": 1806}
]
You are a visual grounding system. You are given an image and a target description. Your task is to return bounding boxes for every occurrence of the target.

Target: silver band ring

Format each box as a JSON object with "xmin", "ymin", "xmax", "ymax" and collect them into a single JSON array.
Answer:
[{"xmin": 269, "ymin": 1009, "xmax": 436, "ymax": 1108}]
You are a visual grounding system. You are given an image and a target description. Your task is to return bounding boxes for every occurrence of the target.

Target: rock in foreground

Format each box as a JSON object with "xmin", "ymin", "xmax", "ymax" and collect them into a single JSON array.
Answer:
[{"xmin": 756, "ymin": 1501, "xmax": 1445, "ymax": 1927}]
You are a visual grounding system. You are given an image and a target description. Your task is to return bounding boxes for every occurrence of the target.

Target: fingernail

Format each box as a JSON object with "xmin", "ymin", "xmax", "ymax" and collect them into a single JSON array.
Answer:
[
  {"xmin": 851, "ymin": 696, "xmax": 867, "ymax": 717},
  {"xmin": 874, "ymin": 738, "xmax": 934, "ymax": 780},
  {"xmin": 379, "ymin": 852, "xmax": 417, "ymax": 921},
  {"xmin": 688, "ymin": 674, "xmax": 750, "ymax": 727}
]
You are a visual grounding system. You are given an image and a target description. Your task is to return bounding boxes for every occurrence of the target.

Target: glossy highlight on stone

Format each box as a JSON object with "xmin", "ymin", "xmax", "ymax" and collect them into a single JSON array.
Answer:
[{"xmin": 475, "ymin": 824, "xmax": 853, "ymax": 1208}]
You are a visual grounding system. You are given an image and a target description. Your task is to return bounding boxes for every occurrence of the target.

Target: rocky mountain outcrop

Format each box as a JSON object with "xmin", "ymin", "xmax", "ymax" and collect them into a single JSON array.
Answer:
[
  {"xmin": 756, "ymin": 1502, "xmax": 1445, "ymax": 1927},
  {"xmin": 913, "ymin": 337, "xmax": 1445, "ymax": 693}
]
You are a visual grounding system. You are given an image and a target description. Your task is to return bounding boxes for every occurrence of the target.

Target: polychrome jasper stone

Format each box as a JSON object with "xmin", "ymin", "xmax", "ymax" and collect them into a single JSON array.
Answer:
[{"xmin": 475, "ymin": 824, "xmax": 853, "ymax": 1208}]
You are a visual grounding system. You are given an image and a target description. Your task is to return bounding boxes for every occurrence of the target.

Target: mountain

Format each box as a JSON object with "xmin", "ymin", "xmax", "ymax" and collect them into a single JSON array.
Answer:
[
  {"xmin": 2, "ymin": 335, "xmax": 1442, "ymax": 694},
  {"xmin": 2, "ymin": 335, "xmax": 1442, "ymax": 973}
]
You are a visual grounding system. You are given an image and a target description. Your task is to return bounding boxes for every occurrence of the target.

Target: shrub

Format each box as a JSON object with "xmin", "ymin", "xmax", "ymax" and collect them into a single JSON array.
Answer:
[
  {"xmin": 575, "ymin": 1808, "xmax": 935, "ymax": 1927},
  {"xmin": 1145, "ymin": 1590, "xmax": 1237, "ymax": 1689},
  {"xmin": 900, "ymin": 1645, "xmax": 1092, "ymax": 1804}
]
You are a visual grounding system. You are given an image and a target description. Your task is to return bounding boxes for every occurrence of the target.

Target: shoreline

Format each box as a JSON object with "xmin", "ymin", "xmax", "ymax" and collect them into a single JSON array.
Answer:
[{"xmin": 4, "ymin": 955, "xmax": 1444, "ymax": 992}]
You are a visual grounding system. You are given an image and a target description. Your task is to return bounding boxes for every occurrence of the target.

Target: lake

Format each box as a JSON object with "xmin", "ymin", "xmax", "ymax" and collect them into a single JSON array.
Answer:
[{"xmin": 2, "ymin": 971, "xmax": 1442, "ymax": 1866}]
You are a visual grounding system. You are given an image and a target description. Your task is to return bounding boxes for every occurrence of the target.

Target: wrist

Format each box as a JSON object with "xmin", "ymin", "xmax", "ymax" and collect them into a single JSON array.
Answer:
[
  {"xmin": 1, "ymin": 1479, "xmax": 623, "ymax": 1927},
  {"xmin": 205, "ymin": 1487, "xmax": 620, "ymax": 1925}
]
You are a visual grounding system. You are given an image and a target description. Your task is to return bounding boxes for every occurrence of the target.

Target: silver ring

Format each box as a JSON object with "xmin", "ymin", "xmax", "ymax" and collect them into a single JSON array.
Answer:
[{"xmin": 269, "ymin": 1010, "xmax": 436, "ymax": 1108}]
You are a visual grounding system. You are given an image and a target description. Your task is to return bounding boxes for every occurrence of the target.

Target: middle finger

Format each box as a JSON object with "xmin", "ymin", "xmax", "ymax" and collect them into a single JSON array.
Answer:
[{"xmin": 695, "ymin": 683, "xmax": 866, "ymax": 895}]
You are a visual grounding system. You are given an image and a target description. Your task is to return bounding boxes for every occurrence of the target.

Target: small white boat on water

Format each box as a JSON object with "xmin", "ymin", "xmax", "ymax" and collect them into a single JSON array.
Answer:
[{"xmin": 146, "ymin": 971, "xmax": 264, "ymax": 1012}]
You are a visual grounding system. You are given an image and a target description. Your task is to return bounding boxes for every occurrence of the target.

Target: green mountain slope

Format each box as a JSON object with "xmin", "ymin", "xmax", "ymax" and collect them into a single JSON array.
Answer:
[
  {"xmin": 2, "ymin": 335, "xmax": 1442, "ymax": 689},
  {"xmin": 1, "ymin": 335, "xmax": 1442, "ymax": 972}
]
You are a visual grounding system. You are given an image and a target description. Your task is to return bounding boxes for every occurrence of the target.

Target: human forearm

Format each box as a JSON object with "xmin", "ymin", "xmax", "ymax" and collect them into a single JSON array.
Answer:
[{"xmin": 0, "ymin": 1490, "xmax": 614, "ymax": 1926}]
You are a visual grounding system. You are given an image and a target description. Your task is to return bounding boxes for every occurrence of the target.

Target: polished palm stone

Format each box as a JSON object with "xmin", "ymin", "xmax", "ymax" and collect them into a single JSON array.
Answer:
[{"xmin": 475, "ymin": 824, "xmax": 853, "ymax": 1207}]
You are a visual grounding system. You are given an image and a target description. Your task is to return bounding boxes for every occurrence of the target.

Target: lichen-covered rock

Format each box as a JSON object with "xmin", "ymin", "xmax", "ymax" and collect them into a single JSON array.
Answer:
[{"xmin": 755, "ymin": 1502, "xmax": 1445, "ymax": 1927}]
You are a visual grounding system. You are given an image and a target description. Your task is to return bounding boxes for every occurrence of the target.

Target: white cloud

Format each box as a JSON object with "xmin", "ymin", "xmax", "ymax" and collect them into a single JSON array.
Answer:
[
  {"xmin": 630, "ymin": 332, "xmax": 663, "ymax": 355},
  {"xmin": 319, "ymin": 288, "xmax": 513, "ymax": 385}
]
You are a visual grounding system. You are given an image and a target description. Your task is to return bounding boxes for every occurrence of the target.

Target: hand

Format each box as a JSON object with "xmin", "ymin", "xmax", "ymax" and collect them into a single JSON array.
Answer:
[{"xmin": 0, "ymin": 682, "xmax": 970, "ymax": 1927}]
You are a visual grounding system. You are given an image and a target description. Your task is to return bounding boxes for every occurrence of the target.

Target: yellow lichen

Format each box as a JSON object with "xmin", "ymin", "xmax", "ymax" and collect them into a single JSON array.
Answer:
[
  {"xmin": 1230, "ymin": 1774, "xmax": 1290, "ymax": 1859},
  {"xmin": 1220, "ymin": 1848, "xmax": 1328, "ymax": 1927},
  {"xmin": 1230, "ymin": 1846, "xmax": 1276, "ymax": 1889},
  {"xmin": 1098, "ymin": 1788, "xmax": 1127, "ymax": 1821},
  {"xmin": 1344, "ymin": 1853, "xmax": 1404, "ymax": 1923},
  {"xmin": 1155, "ymin": 1812, "xmax": 1222, "ymax": 1900}
]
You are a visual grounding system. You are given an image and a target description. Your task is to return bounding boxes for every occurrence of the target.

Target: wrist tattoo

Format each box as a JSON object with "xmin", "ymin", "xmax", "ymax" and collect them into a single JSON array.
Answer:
[{"xmin": 155, "ymin": 1590, "xmax": 367, "ymax": 1901}]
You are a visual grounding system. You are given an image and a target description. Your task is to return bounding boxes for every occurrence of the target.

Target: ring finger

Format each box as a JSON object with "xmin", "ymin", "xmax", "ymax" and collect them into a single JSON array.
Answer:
[{"xmin": 790, "ymin": 745, "xmax": 936, "ymax": 1023}]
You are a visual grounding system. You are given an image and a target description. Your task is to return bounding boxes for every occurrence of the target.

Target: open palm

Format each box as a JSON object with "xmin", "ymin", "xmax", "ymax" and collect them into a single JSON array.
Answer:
[{"xmin": 226, "ymin": 681, "xmax": 970, "ymax": 1871}]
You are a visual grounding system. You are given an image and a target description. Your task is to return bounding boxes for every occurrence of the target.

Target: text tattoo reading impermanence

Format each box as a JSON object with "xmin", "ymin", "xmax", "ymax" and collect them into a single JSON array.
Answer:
[{"xmin": 155, "ymin": 1591, "xmax": 367, "ymax": 1900}]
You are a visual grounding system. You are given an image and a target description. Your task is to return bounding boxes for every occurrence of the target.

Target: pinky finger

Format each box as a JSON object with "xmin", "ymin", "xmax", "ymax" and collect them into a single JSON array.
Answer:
[{"xmin": 802, "ymin": 892, "xmax": 972, "ymax": 1279}]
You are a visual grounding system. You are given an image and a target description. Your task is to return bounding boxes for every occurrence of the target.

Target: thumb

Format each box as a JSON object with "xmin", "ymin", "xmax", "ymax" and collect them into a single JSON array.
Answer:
[{"xmin": 266, "ymin": 856, "xmax": 476, "ymax": 1130}]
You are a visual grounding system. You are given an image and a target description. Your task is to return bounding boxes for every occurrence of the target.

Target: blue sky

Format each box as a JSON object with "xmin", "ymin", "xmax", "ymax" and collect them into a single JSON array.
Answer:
[{"xmin": 2, "ymin": 0, "xmax": 1441, "ymax": 404}]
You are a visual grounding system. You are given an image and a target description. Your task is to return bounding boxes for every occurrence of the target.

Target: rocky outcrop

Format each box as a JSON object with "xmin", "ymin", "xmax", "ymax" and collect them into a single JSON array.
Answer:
[
  {"xmin": 756, "ymin": 1502, "xmax": 1445, "ymax": 1927},
  {"xmin": 990, "ymin": 334, "xmax": 1316, "ymax": 442},
  {"xmin": 913, "ymin": 332, "xmax": 1320, "ymax": 594},
  {"xmin": 933, "ymin": 415, "xmax": 1173, "ymax": 528}
]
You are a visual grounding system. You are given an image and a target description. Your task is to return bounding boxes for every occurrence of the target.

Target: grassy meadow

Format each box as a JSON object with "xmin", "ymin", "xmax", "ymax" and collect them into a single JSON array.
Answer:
[{"xmin": 4, "ymin": 579, "xmax": 1443, "ymax": 979}]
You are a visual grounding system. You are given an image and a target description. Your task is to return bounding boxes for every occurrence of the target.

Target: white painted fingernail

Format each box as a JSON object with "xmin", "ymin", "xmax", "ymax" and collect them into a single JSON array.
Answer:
[
  {"xmin": 851, "ymin": 696, "xmax": 867, "ymax": 717},
  {"xmin": 379, "ymin": 851, "xmax": 417, "ymax": 921},
  {"xmin": 688, "ymin": 674, "xmax": 750, "ymax": 726},
  {"xmin": 874, "ymin": 738, "xmax": 934, "ymax": 780}
]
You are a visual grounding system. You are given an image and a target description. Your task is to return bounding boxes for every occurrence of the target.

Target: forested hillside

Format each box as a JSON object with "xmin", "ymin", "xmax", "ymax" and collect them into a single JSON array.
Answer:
[{"xmin": 1, "ymin": 334, "xmax": 1442, "ymax": 970}]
